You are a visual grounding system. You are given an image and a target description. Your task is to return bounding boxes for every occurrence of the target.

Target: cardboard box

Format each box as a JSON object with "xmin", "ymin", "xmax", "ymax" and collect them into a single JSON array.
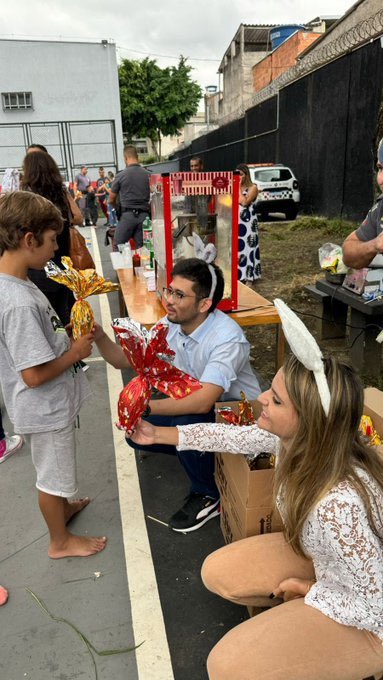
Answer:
[
  {"xmin": 214, "ymin": 400, "xmax": 282, "ymax": 544},
  {"xmin": 215, "ymin": 390, "xmax": 383, "ymax": 545},
  {"xmin": 363, "ymin": 387, "xmax": 383, "ymax": 458}
]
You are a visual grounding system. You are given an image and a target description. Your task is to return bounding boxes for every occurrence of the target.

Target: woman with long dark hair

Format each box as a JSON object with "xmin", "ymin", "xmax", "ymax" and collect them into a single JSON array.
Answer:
[
  {"xmin": 236, "ymin": 163, "xmax": 261, "ymax": 285},
  {"xmin": 21, "ymin": 151, "xmax": 83, "ymax": 325}
]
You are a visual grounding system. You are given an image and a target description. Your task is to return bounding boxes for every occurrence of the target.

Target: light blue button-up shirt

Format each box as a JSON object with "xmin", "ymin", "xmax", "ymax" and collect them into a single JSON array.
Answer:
[{"xmin": 160, "ymin": 309, "xmax": 260, "ymax": 400}]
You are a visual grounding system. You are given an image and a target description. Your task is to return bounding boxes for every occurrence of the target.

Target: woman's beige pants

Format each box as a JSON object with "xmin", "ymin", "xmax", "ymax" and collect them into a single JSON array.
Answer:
[{"xmin": 201, "ymin": 533, "xmax": 383, "ymax": 680}]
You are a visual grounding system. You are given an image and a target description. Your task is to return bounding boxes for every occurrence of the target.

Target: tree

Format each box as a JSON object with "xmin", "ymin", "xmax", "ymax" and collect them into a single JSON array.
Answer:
[{"xmin": 118, "ymin": 56, "xmax": 202, "ymax": 160}]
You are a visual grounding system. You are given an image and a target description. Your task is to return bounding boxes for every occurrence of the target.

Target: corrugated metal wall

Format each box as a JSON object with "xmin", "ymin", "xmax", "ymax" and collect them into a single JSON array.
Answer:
[{"xmin": 172, "ymin": 39, "xmax": 383, "ymax": 221}]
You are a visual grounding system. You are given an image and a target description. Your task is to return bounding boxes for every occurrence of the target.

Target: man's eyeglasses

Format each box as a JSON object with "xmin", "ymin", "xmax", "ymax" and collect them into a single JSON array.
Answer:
[{"xmin": 163, "ymin": 287, "xmax": 202, "ymax": 303}]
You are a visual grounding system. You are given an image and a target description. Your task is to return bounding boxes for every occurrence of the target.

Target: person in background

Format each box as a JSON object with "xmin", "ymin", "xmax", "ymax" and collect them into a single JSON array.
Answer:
[
  {"xmin": 236, "ymin": 163, "xmax": 261, "ymax": 285},
  {"xmin": 93, "ymin": 257, "xmax": 261, "ymax": 533},
  {"xmin": 131, "ymin": 303, "xmax": 383, "ymax": 680},
  {"xmin": 0, "ymin": 409, "xmax": 23, "ymax": 463},
  {"xmin": 73, "ymin": 166, "xmax": 92, "ymax": 226},
  {"xmin": 101, "ymin": 171, "xmax": 118, "ymax": 227},
  {"xmin": 95, "ymin": 167, "xmax": 109, "ymax": 226},
  {"xmin": 190, "ymin": 156, "xmax": 204, "ymax": 172},
  {"xmin": 20, "ymin": 151, "xmax": 83, "ymax": 326},
  {"xmin": 0, "ymin": 191, "xmax": 106, "ymax": 559},
  {"xmin": 109, "ymin": 145, "xmax": 150, "ymax": 249},
  {"xmin": 27, "ymin": 144, "xmax": 48, "ymax": 154},
  {"xmin": 342, "ymin": 137, "xmax": 383, "ymax": 268},
  {"xmin": 86, "ymin": 185, "xmax": 99, "ymax": 226}
]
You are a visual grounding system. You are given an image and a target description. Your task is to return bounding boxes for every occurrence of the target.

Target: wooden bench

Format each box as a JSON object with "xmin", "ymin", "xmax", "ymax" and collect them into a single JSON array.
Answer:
[
  {"xmin": 309, "ymin": 279, "xmax": 383, "ymax": 372},
  {"xmin": 305, "ymin": 283, "xmax": 347, "ymax": 340}
]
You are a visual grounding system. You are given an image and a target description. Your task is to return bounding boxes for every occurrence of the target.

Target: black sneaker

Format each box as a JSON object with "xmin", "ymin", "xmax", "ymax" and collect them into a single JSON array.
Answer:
[{"xmin": 168, "ymin": 493, "xmax": 220, "ymax": 533}]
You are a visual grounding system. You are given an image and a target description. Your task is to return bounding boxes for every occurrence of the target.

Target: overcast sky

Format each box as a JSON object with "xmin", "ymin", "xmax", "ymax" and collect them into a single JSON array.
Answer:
[{"xmin": 2, "ymin": 0, "xmax": 353, "ymax": 99}]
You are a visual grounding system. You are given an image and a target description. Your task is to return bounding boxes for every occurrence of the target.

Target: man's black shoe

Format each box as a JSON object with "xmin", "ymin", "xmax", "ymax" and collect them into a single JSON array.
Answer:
[
  {"xmin": 85, "ymin": 220, "xmax": 92, "ymax": 226},
  {"xmin": 168, "ymin": 493, "xmax": 220, "ymax": 533}
]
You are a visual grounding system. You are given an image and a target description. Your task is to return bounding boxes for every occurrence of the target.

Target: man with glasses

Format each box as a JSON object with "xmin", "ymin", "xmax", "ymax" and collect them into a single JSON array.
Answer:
[
  {"xmin": 342, "ymin": 138, "xmax": 383, "ymax": 268},
  {"xmin": 94, "ymin": 257, "xmax": 261, "ymax": 533}
]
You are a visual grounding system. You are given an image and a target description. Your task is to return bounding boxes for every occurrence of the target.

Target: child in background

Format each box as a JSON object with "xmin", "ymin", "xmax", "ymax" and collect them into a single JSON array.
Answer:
[
  {"xmin": 104, "ymin": 172, "xmax": 118, "ymax": 227},
  {"xmin": 0, "ymin": 191, "xmax": 107, "ymax": 559}
]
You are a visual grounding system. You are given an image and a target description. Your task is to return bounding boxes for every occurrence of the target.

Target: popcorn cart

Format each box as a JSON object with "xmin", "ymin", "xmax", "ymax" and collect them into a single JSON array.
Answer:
[{"xmin": 150, "ymin": 171, "xmax": 240, "ymax": 312}]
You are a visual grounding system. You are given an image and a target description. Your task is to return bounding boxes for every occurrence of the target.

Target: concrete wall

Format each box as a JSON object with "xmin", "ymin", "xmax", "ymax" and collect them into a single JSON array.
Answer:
[
  {"xmin": 221, "ymin": 50, "xmax": 268, "ymax": 117},
  {"xmin": 253, "ymin": 32, "xmax": 321, "ymax": 92},
  {"xmin": 0, "ymin": 39, "xmax": 124, "ymax": 176}
]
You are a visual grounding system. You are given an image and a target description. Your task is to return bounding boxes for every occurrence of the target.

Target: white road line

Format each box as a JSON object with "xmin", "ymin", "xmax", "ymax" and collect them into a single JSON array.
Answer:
[{"xmin": 90, "ymin": 228, "xmax": 174, "ymax": 680}]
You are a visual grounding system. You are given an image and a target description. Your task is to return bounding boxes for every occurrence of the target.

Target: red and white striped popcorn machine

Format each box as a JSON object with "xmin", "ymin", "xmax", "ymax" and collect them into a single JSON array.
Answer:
[{"xmin": 150, "ymin": 171, "xmax": 240, "ymax": 312}]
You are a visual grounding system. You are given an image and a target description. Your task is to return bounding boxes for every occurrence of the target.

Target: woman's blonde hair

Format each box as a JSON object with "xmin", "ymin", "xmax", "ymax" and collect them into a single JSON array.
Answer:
[{"xmin": 276, "ymin": 354, "xmax": 383, "ymax": 555}]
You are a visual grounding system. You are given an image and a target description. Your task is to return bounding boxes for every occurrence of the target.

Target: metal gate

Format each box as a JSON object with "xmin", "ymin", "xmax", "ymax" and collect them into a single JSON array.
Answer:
[{"xmin": 0, "ymin": 119, "xmax": 118, "ymax": 181}]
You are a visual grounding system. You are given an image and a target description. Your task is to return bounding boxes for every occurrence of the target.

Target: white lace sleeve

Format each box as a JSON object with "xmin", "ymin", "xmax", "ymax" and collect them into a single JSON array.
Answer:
[
  {"xmin": 303, "ymin": 474, "xmax": 383, "ymax": 640},
  {"xmin": 176, "ymin": 422, "xmax": 279, "ymax": 456}
]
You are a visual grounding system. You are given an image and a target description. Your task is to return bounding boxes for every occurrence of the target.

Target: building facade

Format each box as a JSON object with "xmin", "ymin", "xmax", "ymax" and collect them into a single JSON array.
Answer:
[{"xmin": 0, "ymin": 39, "xmax": 124, "ymax": 181}]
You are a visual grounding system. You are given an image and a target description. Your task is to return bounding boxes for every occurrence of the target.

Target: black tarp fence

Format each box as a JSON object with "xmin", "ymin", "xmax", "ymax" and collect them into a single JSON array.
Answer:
[{"xmin": 172, "ymin": 38, "xmax": 383, "ymax": 221}]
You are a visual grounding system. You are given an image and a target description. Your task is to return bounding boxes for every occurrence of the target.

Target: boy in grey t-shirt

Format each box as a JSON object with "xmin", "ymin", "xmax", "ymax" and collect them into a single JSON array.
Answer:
[{"xmin": 0, "ymin": 191, "xmax": 107, "ymax": 559}]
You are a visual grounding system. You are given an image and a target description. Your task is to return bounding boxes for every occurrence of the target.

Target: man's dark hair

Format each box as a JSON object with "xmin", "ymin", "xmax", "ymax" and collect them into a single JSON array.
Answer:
[
  {"xmin": 171, "ymin": 257, "xmax": 224, "ymax": 312},
  {"xmin": 190, "ymin": 156, "xmax": 203, "ymax": 167},
  {"xmin": 27, "ymin": 143, "xmax": 48, "ymax": 153},
  {"xmin": 124, "ymin": 145, "xmax": 138, "ymax": 160}
]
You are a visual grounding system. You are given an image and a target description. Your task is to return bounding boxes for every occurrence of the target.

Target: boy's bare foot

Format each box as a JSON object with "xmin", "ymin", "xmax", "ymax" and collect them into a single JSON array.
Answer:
[
  {"xmin": 64, "ymin": 497, "xmax": 91, "ymax": 524},
  {"xmin": 0, "ymin": 585, "xmax": 9, "ymax": 606},
  {"xmin": 48, "ymin": 533, "xmax": 107, "ymax": 559}
]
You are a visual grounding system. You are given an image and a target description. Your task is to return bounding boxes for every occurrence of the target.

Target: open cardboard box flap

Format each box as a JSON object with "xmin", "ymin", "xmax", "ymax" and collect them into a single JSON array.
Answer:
[{"xmin": 363, "ymin": 387, "xmax": 383, "ymax": 457}]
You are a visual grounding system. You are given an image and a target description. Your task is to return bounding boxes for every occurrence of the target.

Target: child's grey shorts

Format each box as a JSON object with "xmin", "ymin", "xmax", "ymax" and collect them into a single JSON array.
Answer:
[{"xmin": 30, "ymin": 422, "xmax": 77, "ymax": 497}]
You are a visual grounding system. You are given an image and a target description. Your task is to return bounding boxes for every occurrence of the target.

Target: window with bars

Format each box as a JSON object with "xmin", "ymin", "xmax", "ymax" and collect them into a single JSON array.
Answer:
[{"xmin": 2, "ymin": 92, "xmax": 33, "ymax": 111}]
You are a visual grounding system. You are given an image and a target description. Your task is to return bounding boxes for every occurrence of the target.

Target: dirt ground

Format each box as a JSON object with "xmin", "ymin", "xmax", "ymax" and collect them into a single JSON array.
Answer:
[{"xmin": 244, "ymin": 216, "xmax": 383, "ymax": 390}]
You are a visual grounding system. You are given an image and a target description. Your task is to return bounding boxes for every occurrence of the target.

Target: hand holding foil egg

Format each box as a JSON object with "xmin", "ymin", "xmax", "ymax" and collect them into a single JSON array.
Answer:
[
  {"xmin": 45, "ymin": 256, "xmax": 119, "ymax": 338},
  {"xmin": 112, "ymin": 318, "xmax": 202, "ymax": 433}
]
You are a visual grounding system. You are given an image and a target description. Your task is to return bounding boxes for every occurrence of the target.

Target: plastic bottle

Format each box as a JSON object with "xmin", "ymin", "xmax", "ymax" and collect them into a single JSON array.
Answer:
[
  {"xmin": 140, "ymin": 245, "xmax": 150, "ymax": 267},
  {"xmin": 122, "ymin": 242, "xmax": 133, "ymax": 268},
  {"xmin": 142, "ymin": 216, "xmax": 153, "ymax": 248}
]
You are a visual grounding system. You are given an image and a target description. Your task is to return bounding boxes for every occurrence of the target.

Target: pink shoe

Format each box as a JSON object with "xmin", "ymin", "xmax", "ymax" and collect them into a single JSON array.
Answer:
[
  {"xmin": 0, "ymin": 586, "xmax": 8, "ymax": 605},
  {"xmin": 0, "ymin": 434, "xmax": 24, "ymax": 463}
]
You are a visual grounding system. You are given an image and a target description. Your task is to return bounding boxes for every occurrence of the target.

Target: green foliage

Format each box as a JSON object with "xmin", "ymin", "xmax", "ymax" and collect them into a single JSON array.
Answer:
[{"xmin": 119, "ymin": 56, "xmax": 202, "ymax": 158}]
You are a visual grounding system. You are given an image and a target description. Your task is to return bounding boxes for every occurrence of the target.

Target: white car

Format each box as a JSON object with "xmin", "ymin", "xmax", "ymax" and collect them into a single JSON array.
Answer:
[{"xmin": 247, "ymin": 164, "xmax": 300, "ymax": 220}]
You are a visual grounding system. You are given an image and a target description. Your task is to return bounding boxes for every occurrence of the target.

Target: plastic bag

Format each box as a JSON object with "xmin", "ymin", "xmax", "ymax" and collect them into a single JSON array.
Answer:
[{"xmin": 318, "ymin": 242, "xmax": 348, "ymax": 274}]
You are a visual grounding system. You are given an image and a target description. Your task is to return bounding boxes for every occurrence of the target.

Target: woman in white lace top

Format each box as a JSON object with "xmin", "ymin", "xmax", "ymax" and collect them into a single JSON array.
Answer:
[{"xmin": 132, "ymin": 354, "xmax": 383, "ymax": 680}]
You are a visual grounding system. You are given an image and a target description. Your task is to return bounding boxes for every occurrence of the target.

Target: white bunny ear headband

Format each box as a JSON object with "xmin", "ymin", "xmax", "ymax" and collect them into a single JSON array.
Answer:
[
  {"xmin": 274, "ymin": 298, "xmax": 331, "ymax": 416},
  {"xmin": 193, "ymin": 232, "xmax": 218, "ymax": 299}
]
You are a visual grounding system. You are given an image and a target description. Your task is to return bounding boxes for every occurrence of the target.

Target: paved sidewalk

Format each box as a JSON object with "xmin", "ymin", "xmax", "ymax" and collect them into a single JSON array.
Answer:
[{"xmin": 0, "ymin": 224, "xmax": 246, "ymax": 680}]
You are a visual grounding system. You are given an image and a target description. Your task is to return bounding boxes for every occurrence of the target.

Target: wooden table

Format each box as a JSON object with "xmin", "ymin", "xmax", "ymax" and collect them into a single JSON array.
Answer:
[
  {"xmin": 315, "ymin": 278, "xmax": 383, "ymax": 372},
  {"xmin": 116, "ymin": 268, "xmax": 285, "ymax": 369}
]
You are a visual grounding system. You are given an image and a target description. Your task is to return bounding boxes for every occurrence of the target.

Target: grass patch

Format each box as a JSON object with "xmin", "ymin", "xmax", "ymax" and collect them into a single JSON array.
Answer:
[{"xmin": 247, "ymin": 215, "xmax": 382, "ymax": 388}]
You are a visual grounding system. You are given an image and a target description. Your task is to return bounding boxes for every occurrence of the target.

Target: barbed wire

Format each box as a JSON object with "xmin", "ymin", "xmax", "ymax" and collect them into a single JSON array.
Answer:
[{"xmin": 217, "ymin": 7, "xmax": 383, "ymax": 127}]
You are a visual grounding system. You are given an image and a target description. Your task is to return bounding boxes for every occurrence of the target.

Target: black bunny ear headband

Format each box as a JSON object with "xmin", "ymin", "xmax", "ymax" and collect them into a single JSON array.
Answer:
[
  {"xmin": 274, "ymin": 299, "xmax": 331, "ymax": 416},
  {"xmin": 193, "ymin": 233, "xmax": 217, "ymax": 299}
]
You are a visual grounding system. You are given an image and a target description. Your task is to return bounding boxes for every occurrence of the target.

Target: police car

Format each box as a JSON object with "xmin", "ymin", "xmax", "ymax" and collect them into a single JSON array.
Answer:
[{"xmin": 247, "ymin": 164, "xmax": 300, "ymax": 220}]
